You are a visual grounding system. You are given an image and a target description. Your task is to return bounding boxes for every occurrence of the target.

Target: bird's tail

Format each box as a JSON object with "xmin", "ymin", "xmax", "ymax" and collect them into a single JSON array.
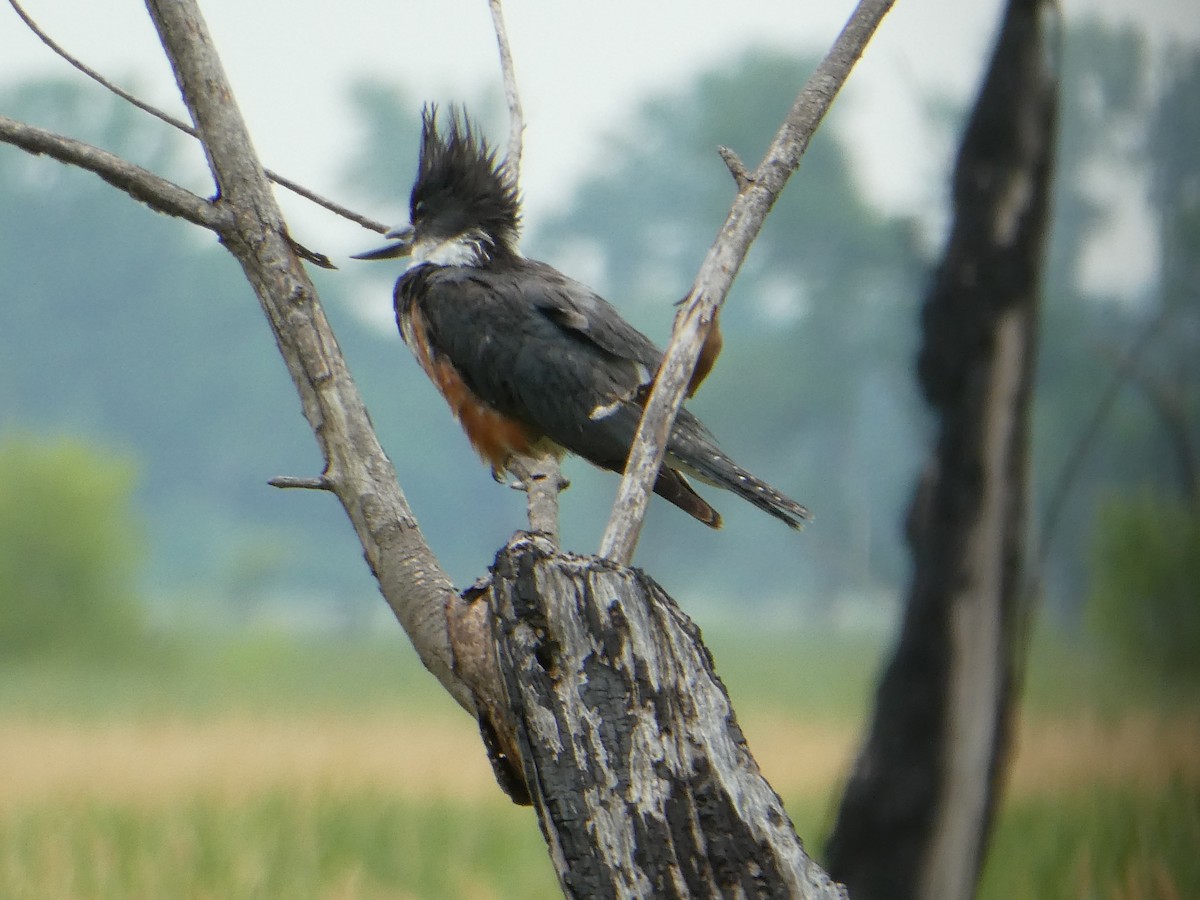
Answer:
[{"xmin": 667, "ymin": 411, "xmax": 811, "ymax": 530}]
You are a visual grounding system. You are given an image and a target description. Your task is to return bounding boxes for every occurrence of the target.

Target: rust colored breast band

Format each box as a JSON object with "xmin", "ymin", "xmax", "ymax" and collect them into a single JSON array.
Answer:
[{"xmin": 405, "ymin": 304, "xmax": 541, "ymax": 474}]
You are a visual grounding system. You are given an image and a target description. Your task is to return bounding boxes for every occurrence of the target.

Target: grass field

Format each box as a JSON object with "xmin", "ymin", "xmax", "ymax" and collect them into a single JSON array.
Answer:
[{"xmin": 1, "ymin": 627, "xmax": 1196, "ymax": 898}]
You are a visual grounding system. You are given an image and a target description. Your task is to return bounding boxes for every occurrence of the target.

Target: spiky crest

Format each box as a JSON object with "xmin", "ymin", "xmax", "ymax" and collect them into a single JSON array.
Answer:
[{"xmin": 410, "ymin": 105, "xmax": 521, "ymax": 259}]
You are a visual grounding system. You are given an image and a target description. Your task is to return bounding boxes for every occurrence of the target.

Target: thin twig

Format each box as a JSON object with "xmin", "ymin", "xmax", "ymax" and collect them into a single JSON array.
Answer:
[
  {"xmin": 268, "ymin": 475, "xmax": 334, "ymax": 491},
  {"xmin": 266, "ymin": 168, "xmax": 389, "ymax": 234},
  {"xmin": 9, "ymin": 0, "xmax": 192, "ymax": 132},
  {"xmin": 1030, "ymin": 307, "xmax": 1172, "ymax": 590},
  {"xmin": 6, "ymin": 0, "xmax": 389, "ymax": 235},
  {"xmin": 1103, "ymin": 338, "xmax": 1198, "ymax": 502},
  {"xmin": 598, "ymin": 0, "xmax": 896, "ymax": 565},
  {"xmin": 718, "ymin": 146, "xmax": 753, "ymax": 190}
]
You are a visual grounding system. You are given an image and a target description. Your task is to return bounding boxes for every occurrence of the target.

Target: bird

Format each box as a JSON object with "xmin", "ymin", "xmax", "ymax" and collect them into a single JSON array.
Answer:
[{"xmin": 353, "ymin": 106, "xmax": 809, "ymax": 531}]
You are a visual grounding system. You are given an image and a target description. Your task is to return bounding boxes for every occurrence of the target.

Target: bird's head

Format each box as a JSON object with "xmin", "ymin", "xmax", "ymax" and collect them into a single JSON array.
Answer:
[{"xmin": 353, "ymin": 106, "xmax": 521, "ymax": 267}]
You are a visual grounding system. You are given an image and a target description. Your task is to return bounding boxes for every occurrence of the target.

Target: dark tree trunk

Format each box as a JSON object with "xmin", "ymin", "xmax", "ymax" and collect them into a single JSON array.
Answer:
[
  {"xmin": 824, "ymin": 1, "xmax": 1058, "ymax": 898},
  {"xmin": 471, "ymin": 534, "xmax": 846, "ymax": 900}
]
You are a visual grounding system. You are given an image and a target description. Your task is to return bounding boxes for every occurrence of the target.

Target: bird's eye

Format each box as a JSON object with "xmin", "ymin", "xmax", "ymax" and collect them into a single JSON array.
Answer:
[{"xmin": 413, "ymin": 200, "xmax": 426, "ymax": 220}]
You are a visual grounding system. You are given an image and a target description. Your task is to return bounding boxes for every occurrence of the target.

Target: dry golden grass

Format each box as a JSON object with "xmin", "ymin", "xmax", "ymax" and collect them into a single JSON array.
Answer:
[
  {"xmin": 3, "ymin": 708, "xmax": 1196, "ymax": 810},
  {"xmin": 1005, "ymin": 711, "xmax": 1200, "ymax": 795},
  {"xmin": 0, "ymin": 713, "xmax": 492, "ymax": 808}
]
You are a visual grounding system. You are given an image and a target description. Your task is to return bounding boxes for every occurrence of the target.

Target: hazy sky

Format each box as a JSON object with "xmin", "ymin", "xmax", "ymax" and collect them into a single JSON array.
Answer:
[{"xmin": 3, "ymin": 0, "xmax": 1194, "ymax": 286}]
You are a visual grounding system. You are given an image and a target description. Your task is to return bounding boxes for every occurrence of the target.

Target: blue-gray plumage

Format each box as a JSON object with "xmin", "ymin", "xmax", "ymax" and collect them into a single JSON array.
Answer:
[{"xmin": 354, "ymin": 106, "xmax": 809, "ymax": 531}]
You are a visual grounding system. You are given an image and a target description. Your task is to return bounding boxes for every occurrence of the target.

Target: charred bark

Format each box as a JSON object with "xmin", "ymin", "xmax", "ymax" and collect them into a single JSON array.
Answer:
[
  {"xmin": 824, "ymin": 1, "xmax": 1058, "ymax": 898},
  {"xmin": 467, "ymin": 533, "xmax": 845, "ymax": 900}
]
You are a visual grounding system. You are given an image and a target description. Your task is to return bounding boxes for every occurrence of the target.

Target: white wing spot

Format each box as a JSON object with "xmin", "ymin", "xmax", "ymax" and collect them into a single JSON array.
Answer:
[{"xmin": 589, "ymin": 400, "xmax": 621, "ymax": 421}]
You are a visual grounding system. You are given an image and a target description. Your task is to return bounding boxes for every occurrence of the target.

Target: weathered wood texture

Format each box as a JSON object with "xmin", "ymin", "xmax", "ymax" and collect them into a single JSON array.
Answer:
[
  {"xmin": 143, "ymin": 0, "xmax": 475, "ymax": 713},
  {"xmin": 475, "ymin": 534, "xmax": 845, "ymax": 899},
  {"xmin": 824, "ymin": 1, "xmax": 1059, "ymax": 898}
]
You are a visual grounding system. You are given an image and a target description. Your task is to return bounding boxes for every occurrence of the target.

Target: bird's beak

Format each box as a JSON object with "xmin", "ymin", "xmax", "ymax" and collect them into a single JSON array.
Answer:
[{"xmin": 351, "ymin": 224, "xmax": 416, "ymax": 261}]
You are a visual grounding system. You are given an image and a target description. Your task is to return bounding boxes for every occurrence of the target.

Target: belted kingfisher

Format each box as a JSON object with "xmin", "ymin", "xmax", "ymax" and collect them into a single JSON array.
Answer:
[{"xmin": 355, "ymin": 106, "xmax": 809, "ymax": 531}]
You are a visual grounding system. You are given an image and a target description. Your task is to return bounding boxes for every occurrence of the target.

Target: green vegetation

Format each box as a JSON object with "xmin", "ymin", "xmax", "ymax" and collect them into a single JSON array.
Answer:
[
  {"xmin": 1088, "ymin": 490, "xmax": 1200, "ymax": 686},
  {"xmin": 979, "ymin": 781, "xmax": 1200, "ymax": 900},
  {"xmin": 0, "ymin": 628, "xmax": 1195, "ymax": 899},
  {"xmin": 0, "ymin": 634, "xmax": 449, "ymax": 721},
  {"xmin": 0, "ymin": 793, "xmax": 557, "ymax": 900},
  {"xmin": 4, "ymin": 781, "xmax": 1192, "ymax": 900},
  {"xmin": 0, "ymin": 434, "xmax": 144, "ymax": 659}
]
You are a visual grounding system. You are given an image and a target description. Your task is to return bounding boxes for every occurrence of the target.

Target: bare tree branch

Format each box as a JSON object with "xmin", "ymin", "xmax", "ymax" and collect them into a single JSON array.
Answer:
[
  {"xmin": 599, "ymin": 0, "xmax": 896, "ymax": 564},
  {"xmin": 142, "ymin": 0, "xmax": 477, "ymax": 714},
  {"xmin": 6, "ymin": 0, "xmax": 389, "ymax": 236},
  {"xmin": 485, "ymin": 0, "xmax": 563, "ymax": 542},
  {"xmin": 267, "ymin": 475, "xmax": 334, "ymax": 491},
  {"xmin": 505, "ymin": 455, "xmax": 567, "ymax": 543},
  {"xmin": 2, "ymin": 0, "xmax": 553, "ymax": 795},
  {"xmin": 488, "ymin": 0, "xmax": 525, "ymax": 181},
  {"xmin": 0, "ymin": 114, "xmax": 229, "ymax": 230}
]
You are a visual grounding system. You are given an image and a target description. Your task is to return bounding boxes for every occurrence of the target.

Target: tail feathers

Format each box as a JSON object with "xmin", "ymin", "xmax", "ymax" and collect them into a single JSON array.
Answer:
[
  {"xmin": 667, "ymin": 415, "xmax": 810, "ymax": 530},
  {"xmin": 653, "ymin": 468, "xmax": 723, "ymax": 529}
]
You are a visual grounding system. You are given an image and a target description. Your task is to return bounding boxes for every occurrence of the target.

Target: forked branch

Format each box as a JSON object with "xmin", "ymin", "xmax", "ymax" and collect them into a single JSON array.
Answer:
[{"xmin": 6, "ymin": 0, "xmax": 389, "ymax": 236}]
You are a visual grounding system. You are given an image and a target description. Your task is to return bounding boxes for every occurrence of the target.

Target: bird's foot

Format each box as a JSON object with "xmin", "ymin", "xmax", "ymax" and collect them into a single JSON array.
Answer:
[
  {"xmin": 491, "ymin": 466, "xmax": 524, "ymax": 490},
  {"xmin": 496, "ymin": 463, "xmax": 569, "ymax": 493}
]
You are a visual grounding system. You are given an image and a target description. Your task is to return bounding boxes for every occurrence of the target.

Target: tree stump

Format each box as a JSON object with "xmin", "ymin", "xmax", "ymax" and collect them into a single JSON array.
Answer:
[{"xmin": 471, "ymin": 533, "xmax": 845, "ymax": 900}]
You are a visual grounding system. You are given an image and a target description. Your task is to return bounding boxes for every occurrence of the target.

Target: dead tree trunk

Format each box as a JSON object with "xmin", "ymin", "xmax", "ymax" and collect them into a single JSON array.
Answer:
[
  {"xmin": 467, "ymin": 533, "xmax": 846, "ymax": 899},
  {"xmin": 824, "ymin": 1, "xmax": 1058, "ymax": 898},
  {"xmin": 1, "ymin": 2, "xmax": 886, "ymax": 895}
]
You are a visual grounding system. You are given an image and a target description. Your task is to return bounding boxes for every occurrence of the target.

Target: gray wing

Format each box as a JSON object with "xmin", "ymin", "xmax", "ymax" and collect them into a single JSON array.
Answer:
[
  {"xmin": 402, "ymin": 261, "xmax": 800, "ymax": 529},
  {"xmin": 520, "ymin": 260, "xmax": 664, "ymax": 373}
]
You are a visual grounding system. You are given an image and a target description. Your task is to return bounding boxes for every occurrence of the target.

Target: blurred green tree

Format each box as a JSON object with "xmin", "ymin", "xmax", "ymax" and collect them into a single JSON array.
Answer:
[
  {"xmin": 1143, "ymin": 45, "xmax": 1200, "ymax": 502},
  {"xmin": 1081, "ymin": 46, "xmax": 1200, "ymax": 683},
  {"xmin": 0, "ymin": 79, "xmax": 391, "ymax": 601},
  {"xmin": 0, "ymin": 434, "xmax": 144, "ymax": 657},
  {"xmin": 1087, "ymin": 490, "xmax": 1200, "ymax": 683},
  {"xmin": 1033, "ymin": 26, "xmax": 1200, "ymax": 610}
]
